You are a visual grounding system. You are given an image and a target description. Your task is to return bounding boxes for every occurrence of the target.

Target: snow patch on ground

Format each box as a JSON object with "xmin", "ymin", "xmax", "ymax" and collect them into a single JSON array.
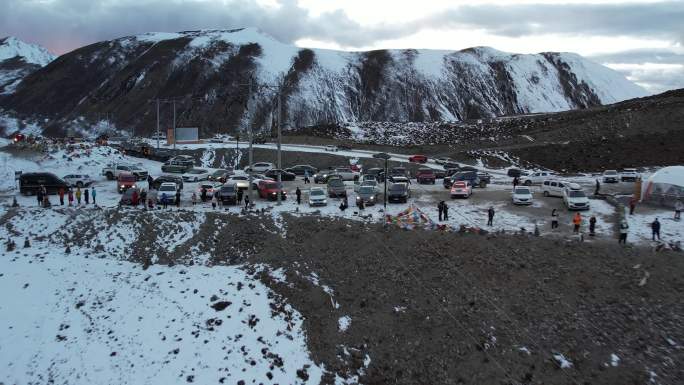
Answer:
[{"xmin": 338, "ymin": 316, "xmax": 351, "ymax": 332}]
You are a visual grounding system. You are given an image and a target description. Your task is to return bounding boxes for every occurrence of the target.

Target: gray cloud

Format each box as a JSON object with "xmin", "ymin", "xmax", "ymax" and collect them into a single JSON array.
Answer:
[{"xmin": 1, "ymin": 0, "xmax": 682, "ymax": 92}]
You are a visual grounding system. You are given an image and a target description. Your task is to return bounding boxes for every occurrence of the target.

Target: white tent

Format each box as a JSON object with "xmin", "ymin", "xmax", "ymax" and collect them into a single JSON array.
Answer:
[{"xmin": 641, "ymin": 166, "xmax": 684, "ymax": 207}]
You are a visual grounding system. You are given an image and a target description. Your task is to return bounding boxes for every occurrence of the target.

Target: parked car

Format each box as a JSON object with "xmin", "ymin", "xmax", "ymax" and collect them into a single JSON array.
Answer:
[
  {"xmin": 196, "ymin": 182, "xmax": 222, "ymax": 198},
  {"xmin": 264, "ymin": 169, "xmax": 296, "ymax": 181},
  {"xmin": 443, "ymin": 162, "xmax": 460, "ymax": 170},
  {"xmin": 102, "ymin": 163, "xmax": 148, "ymax": 181},
  {"xmin": 602, "ymin": 169, "xmax": 619, "ymax": 183},
  {"xmin": 337, "ymin": 144, "xmax": 352, "ymax": 151},
  {"xmin": 152, "ymin": 175, "xmax": 184, "ymax": 191},
  {"xmin": 563, "ymin": 183, "xmax": 591, "ymax": 210},
  {"xmin": 355, "ymin": 179, "xmax": 379, "ymax": 192},
  {"xmin": 434, "ymin": 169, "xmax": 446, "ymax": 179},
  {"xmin": 120, "ymin": 187, "xmax": 141, "ymax": 205},
  {"xmin": 217, "ymin": 183, "xmax": 238, "ymax": 205},
  {"xmin": 208, "ymin": 169, "xmax": 233, "ymax": 183},
  {"xmin": 364, "ymin": 168, "xmax": 385, "ymax": 182},
  {"xmin": 181, "ymin": 168, "xmax": 210, "ymax": 182},
  {"xmin": 541, "ymin": 180, "xmax": 570, "ymax": 197},
  {"xmin": 450, "ymin": 181, "xmax": 472, "ymax": 198},
  {"xmin": 228, "ymin": 174, "xmax": 250, "ymax": 190},
  {"xmin": 520, "ymin": 171, "xmax": 556, "ymax": 186},
  {"xmin": 387, "ymin": 182, "xmax": 410, "ymax": 203},
  {"xmin": 244, "ymin": 162, "xmax": 274, "ymax": 173},
  {"xmin": 63, "ymin": 174, "xmax": 93, "ymax": 188},
  {"xmin": 158, "ymin": 182, "xmax": 179, "ymax": 195},
  {"xmin": 449, "ymin": 171, "xmax": 486, "ymax": 188},
  {"xmin": 257, "ymin": 180, "xmax": 287, "ymax": 200},
  {"xmin": 330, "ymin": 167, "xmax": 359, "ymax": 181},
  {"xmin": 620, "ymin": 168, "xmax": 640, "ymax": 182},
  {"xmin": 19, "ymin": 172, "xmax": 69, "ymax": 195},
  {"xmin": 356, "ymin": 185, "xmax": 379, "ymax": 206},
  {"xmin": 285, "ymin": 164, "xmax": 318, "ymax": 176},
  {"xmin": 308, "ymin": 187, "xmax": 328, "ymax": 206},
  {"xmin": 390, "ymin": 167, "xmax": 409, "ymax": 178},
  {"xmin": 408, "ymin": 154, "xmax": 428, "ymax": 163},
  {"xmin": 477, "ymin": 172, "xmax": 492, "ymax": 184},
  {"xmin": 512, "ymin": 186, "xmax": 533, "ymax": 205},
  {"xmin": 435, "ymin": 157, "xmax": 454, "ymax": 165},
  {"xmin": 388, "ymin": 176, "xmax": 411, "ymax": 185},
  {"xmin": 416, "ymin": 168, "xmax": 436, "ymax": 184},
  {"xmin": 117, "ymin": 172, "xmax": 138, "ymax": 193},
  {"xmin": 161, "ymin": 158, "xmax": 194, "ymax": 173},
  {"xmin": 507, "ymin": 168, "xmax": 527, "ymax": 178},
  {"xmin": 327, "ymin": 178, "xmax": 347, "ymax": 197},
  {"xmin": 324, "ymin": 145, "xmax": 339, "ymax": 152}
]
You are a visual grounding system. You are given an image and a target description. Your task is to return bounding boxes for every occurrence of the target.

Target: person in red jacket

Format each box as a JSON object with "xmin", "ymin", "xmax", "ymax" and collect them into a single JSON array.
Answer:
[{"xmin": 58, "ymin": 187, "xmax": 65, "ymax": 206}]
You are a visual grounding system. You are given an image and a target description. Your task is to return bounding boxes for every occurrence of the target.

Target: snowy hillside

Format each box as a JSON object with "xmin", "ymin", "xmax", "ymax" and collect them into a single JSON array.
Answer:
[
  {"xmin": 0, "ymin": 36, "xmax": 55, "ymax": 94},
  {"xmin": 2, "ymin": 28, "xmax": 647, "ymax": 134}
]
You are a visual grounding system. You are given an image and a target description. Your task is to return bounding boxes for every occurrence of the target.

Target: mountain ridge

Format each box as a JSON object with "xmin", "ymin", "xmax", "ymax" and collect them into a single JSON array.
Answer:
[
  {"xmin": 0, "ymin": 36, "xmax": 56, "ymax": 95},
  {"xmin": 1, "ymin": 28, "xmax": 648, "ymax": 136}
]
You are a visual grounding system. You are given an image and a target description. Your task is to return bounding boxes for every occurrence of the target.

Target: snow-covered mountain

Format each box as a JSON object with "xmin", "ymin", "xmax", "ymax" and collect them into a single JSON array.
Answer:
[
  {"xmin": 2, "ymin": 28, "xmax": 647, "ymax": 135},
  {"xmin": 0, "ymin": 36, "xmax": 55, "ymax": 95}
]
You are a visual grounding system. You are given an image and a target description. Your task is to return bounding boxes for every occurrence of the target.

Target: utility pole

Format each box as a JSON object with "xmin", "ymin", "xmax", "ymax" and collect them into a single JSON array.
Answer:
[
  {"xmin": 156, "ymin": 99, "xmax": 160, "ymax": 149},
  {"xmin": 276, "ymin": 90, "xmax": 282, "ymax": 205},
  {"xmin": 172, "ymin": 100, "xmax": 176, "ymax": 151},
  {"xmin": 246, "ymin": 78, "xmax": 254, "ymax": 207}
]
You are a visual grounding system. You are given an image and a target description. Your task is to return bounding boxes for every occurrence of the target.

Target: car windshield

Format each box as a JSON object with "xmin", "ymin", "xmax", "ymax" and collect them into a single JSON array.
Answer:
[
  {"xmin": 419, "ymin": 169, "xmax": 434, "ymax": 175},
  {"xmin": 189, "ymin": 169, "xmax": 205, "ymax": 174},
  {"xmin": 311, "ymin": 189, "xmax": 325, "ymax": 196},
  {"xmin": 329, "ymin": 180, "xmax": 343, "ymax": 187},
  {"xmin": 232, "ymin": 176, "xmax": 248, "ymax": 180},
  {"xmin": 390, "ymin": 184, "xmax": 406, "ymax": 191},
  {"xmin": 605, "ymin": 170, "xmax": 618, "ymax": 175},
  {"xmin": 212, "ymin": 170, "xmax": 227, "ymax": 175},
  {"xmin": 359, "ymin": 186, "xmax": 375, "ymax": 194},
  {"xmin": 361, "ymin": 181, "xmax": 377, "ymax": 186},
  {"xmin": 160, "ymin": 185, "xmax": 175, "ymax": 191},
  {"xmin": 569, "ymin": 191, "xmax": 586, "ymax": 198},
  {"xmin": 265, "ymin": 183, "xmax": 279, "ymax": 190},
  {"xmin": 516, "ymin": 188, "xmax": 531, "ymax": 194},
  {"xmin": 221, "ymin": 186, "xmax": 235, "ymax": 193},
  {"xmin": 120, "ymin": 176, "xmax": 136, "ymax": 182}
]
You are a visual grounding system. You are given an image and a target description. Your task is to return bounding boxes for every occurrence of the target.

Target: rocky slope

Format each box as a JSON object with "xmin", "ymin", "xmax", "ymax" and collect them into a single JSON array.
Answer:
[
  {"xmin": 0, "ymin": 28, "xmax": 646, "ymax": 136},
  {"xmin": 0, "ymin": 36, "xmax": 55, "ymax": 95}
]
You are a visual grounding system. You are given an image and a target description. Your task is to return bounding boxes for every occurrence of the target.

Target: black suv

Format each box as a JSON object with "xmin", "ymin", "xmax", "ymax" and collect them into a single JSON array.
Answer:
[
  {"xmin": 217, "ymin": 183, "xmax": 238, "ymax": 205},
  {"xmin": 19, "ymin": 172, "xmax": 69, "ymax": 195},
  {"xmin": 444, "ymin": 171, "xmax": 486, "ymax": 189},
  {"xmin": 285, "ymin": 165, "xmax": 318, "ymax": 176}
]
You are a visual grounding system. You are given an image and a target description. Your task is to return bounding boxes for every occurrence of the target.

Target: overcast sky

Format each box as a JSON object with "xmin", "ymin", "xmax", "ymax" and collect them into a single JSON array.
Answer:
[{"xmin": 1, "ymin": 0, "xmax": 682, "ymax": 94}]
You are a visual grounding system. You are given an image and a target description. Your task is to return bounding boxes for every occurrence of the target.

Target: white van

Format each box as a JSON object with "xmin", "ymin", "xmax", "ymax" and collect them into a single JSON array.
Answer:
[
  {"xmin": 541, "ymin": 180, "xmax": 570, "ymax": 197},
  {"xmin": 562, "ymin": 183, "xmax": 591, "ymax": 210},
  {"xmin": 520, "ymin": 171, "xmax": 556, "ymax": 186}
]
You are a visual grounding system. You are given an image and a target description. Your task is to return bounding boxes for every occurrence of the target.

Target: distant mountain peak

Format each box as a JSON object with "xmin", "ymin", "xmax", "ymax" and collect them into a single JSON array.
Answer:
[{"xmin": 0, "ymin": 36, "xmax": 55, "ymax": 66}]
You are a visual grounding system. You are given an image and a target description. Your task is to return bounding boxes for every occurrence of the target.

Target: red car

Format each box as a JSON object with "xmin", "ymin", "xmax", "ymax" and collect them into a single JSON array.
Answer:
[
  {"xmin": 409, "ymin": 154, "xmax": 428, "ymax": 163},
  {"xmin": 415, "ymin": 168, "xmax": 436, "ymax": 184},
  {"xmin": 257, "ymin": 180, "xmax": 287, "ymax": 200}
]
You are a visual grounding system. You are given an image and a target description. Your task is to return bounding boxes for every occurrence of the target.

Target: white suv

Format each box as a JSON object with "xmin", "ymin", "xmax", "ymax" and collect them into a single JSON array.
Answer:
[
  {"xmin": 520, "ymin": 171, "xmax": 556, "ymax": 186},
  {"xmin": 245, "ymin": 162, "xmax": 274, "ymax": 173},
  {"xmin": 563, "ymin": 183, "xmax": 590, "ymax": 210},
  {"xmin": 541, "ymin": 180, "xmax": 570, "ymax": 197},
  {"xmin": 63, "ymin": 174, "xmax": 93, "ymax": 187},
  {"xmin": 602, "ymin": 170, "xmax": 619, "ymax": 183},
  {"xmin": 620, "ymin": 168, "xmax": 640, "ymax": 182}
]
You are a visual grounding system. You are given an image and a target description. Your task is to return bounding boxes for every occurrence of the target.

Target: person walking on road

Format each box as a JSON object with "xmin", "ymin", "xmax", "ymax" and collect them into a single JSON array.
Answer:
[
  {"xmin": 244, "ymin": 194, "xmax": 250, "ymax": 209},
  {"xmin": 594, "ymin": 179, "xmax": 601, "ymax": 195},
  {"xmin": 67, "ymin": 188, "xmax": 74, "ymax": 206},
  {"xmin": 438, "ymin": 201, "xmax": 444, "ymax": 221},
  {"xmin": 295, "ymin": 187, "xmax": 302, "ymax": 205},
  {"xmin": 304, "ymin": 170, "xmax": 310, "ymax": 184},
  {"xmin": 675, "ymin": 200, "xmax": 682, "ymax": 221},
  {"xmin": 589, "ymin": 216, "xmax": 597, "ymax": 236},
  {"xmin": 487, "ymin": 206, "xmax": 495, "ymax": 226},
  {"xmin": 91, "ymin": 186, "xmax": 96, "ymax": 205},
  {"xmin": 651, "ymin": 218, "xmax": 661, "ymax": 241},
  {"xmin": 147, "ymin": 175, "xmax": 154, "ymax": 190},
  {"xmin": 551, "ymin": 209, "xmax": 559, "ymax": 229},
  {"xmin": 191, "ymin": 192, "xmax": 198, "ymax": 206},
  {"xmin": 619, "ymin": 219, "xmax": 629, "ymax": 244},
  {"xmin": 84, "ymin": 187, "xmax": 89, "ymax": 205},
  {"xmin": 75, "ymin": 187, "xmax": 82, "ymax": 205},
  {"xmin": 442, "ymin": 202, "xmax": 449, "ymax": 221},
  {"xmin": 572, "ymin": 212, "xmax": 582, "ymax": 233},
  {"xmin": 513, "ymin": 177, "xmax": 519, "ymax": 188},
  {"xmin": 58, "ymin": 186, "xmax": 65, "ymax": 206},
  {"xmin": 629, "ymin": 197, "xmax": 637, "ymax": 215}
]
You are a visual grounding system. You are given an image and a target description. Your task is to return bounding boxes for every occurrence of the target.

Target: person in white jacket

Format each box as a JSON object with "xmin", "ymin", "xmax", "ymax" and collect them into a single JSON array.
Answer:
[
  {"xmin": 675, "ymin": 200, "xmax": 683, "ymax": 221},
  {"xmin": 619, "ymin": 220, "xmax": 629, "ymax": 244}
]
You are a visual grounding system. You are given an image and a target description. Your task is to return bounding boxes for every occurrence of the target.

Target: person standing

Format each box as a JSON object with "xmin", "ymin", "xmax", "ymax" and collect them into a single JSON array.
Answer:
[
  {"xmin": 551, "ymin": 209, "xmax": 559, "ymax": 229},
  {"xmin": 211, "ymin": 195, "xmax": 217, "ymax": 210},
  {"xmin": 37, "ymin": 186, "xmax": 44, "ymax": 207},
  {"xmin": 147, "ymin": 174, "xmax": 154, "ymax": 190},
  {"xmin": 175, "ymin": 190, "xmax": 181, "ymax": 208},
  {"xmin": 161, "ymin": 193, "xmax": 168, "ymax": 209},
  {"xmin": 629, "ymin": 197, "xmax": 637, "ymax": 215},
  {"xmin": 443, "ymin": 202, "xmax": 449, "ymax": 221},
  {"xmin": 67, "ymin": 188, "xmax": 74, "ymax": 206},
  {"xmin": 619, "ymin": 220, "xmax": 629, "ymax": 244},
  {"xmin": 191, "ymin": 192, "xmax": 198, "ymax": 206},
  {"xmin": 237, "ymin": 189, "xmax": 243, "ymax": 205},
  {"xmin": 438, "ymin": 201, "xmax": 444, "ymax": 221},
  {"xmin": 201, "ymin": 187, "xmax": 207, "ymax": 203},
  {"xmin": 58, "ymin": 186, "xmax": 65, "ymax": 206},
  {"xmin": 75, "ymin": 187, "xmax": 82, "ymax": 205},
  {"xmin": 513, "ymin": 177, "xmax": 519, "ymax": 188},
  {"xmin": 572, "ymin": 212, "xmax": 582, "ymax": 233},
  {"xmin": 296, "ymin": 187, "xmax": 302, "ymax": 205},
  {"xmin": 487, "ymin": 206, "xmax": 495, "ymax": 226},
  {"xmin": 651, "ymin": 218, "xmax": 661, "ymax": 241},
  {"xmin": 594, "ymin": 179, "xmax": 601, "ymax": 195},
  {"xmin": 244, "ymin": 194, "xmax": 250, "ymax": 209},
  {"xmin": 140, "ymin": 189, "xmax": 147, "ymax": 208},
  {"xmin": 674, "ymin": 200, "xmax": 682, "ymax": 221},
  {"xmin": 589, "ymin": 216, "xmax": 597, "ymax": 236},
  {"xmin": 84, "ymin": 187, "xmax": 90, "ymax": 205},
  {"xmin": 304, "ymin": 170, "xmax": 310, "ymax": 184},
  {"xmin": 91, "ymin": 186, "xmax": 97, "ymax": 205},
  {"xmin": 131, "ymin": 189, "xmax": 139, "ymax": 206}
]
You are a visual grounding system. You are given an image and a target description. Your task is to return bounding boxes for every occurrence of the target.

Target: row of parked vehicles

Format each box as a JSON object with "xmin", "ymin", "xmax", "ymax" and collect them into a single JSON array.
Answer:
[{"xmin": 507, "ymin": 180, "xmax": 591, "ymax": 210}]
